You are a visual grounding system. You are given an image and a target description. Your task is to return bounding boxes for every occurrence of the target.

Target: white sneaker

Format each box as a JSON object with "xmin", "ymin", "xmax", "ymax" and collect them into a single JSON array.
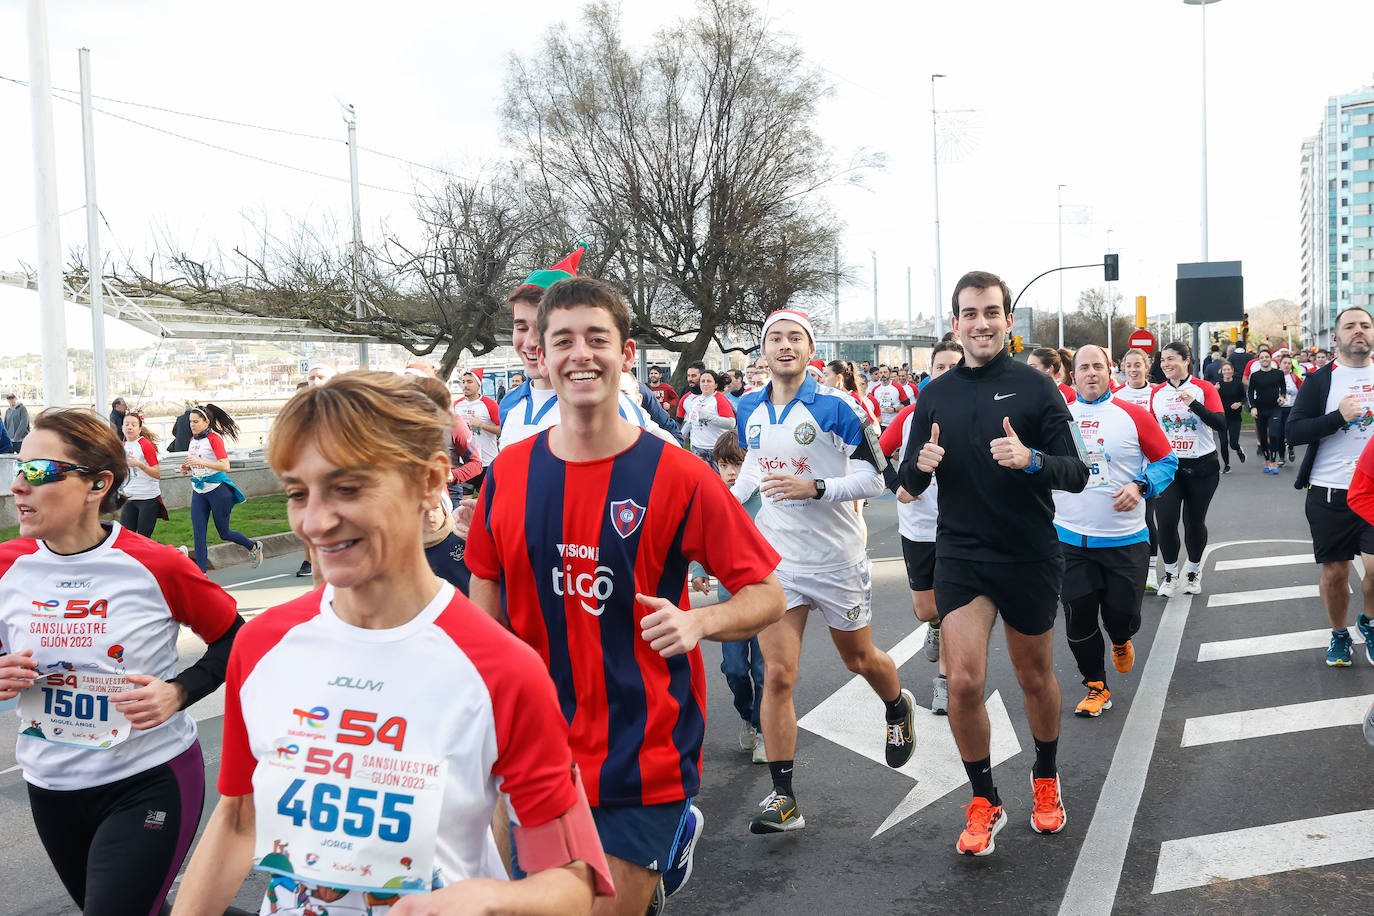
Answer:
[
  {"xmin": 250, "ymin": 540, "xmax": 265, "ymax": 569},
  {"xmin": 738, "ymin": 721, "xmax": 757, "ymax": 753},
  {"xmin": 1158, "ymin": 571, "xmax": 1179, "ymax": 598},
  {"xmin": 752, "ymin": 733, "xmax": 768, "ymax": 765},
  {"xmin": 1182, "ymin": 569, "xmax": 1202, "ymax": 595}
]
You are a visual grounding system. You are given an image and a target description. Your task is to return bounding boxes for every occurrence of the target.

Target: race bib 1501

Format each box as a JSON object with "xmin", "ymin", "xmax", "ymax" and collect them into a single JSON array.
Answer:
[{"xmin": 16, "ymin": 670, "xmax": 133, "ymax": 749}]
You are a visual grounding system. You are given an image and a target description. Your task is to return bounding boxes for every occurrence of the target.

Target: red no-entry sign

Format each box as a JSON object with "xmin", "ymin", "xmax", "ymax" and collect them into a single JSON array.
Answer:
[{"xmin": 1127, "ymin": 329, "xmax": 1156, "ymax": 352}]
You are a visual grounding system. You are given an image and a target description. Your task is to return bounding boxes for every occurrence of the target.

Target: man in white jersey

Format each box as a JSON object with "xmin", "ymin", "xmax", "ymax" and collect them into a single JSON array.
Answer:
[
  {"xmin": 870, "ymin": 369, "xmax": 906, "ymax": 428},
  {"xmin": 497, "ymin": 247, "xmax": 658, "ymax": 449},
  {"xmin": 733, "ymin": 310, "xmax": 915, "ymax": 834},
  {"xmin": 1286, "ymin": 306, "xmax": 1374, "ymax": 667},
  {"xmin": 454, "ymin": 369, "xmax": 501, "ymax": 491},
  {"xmin": 1053, "ymin": 346, "xmax": 1177, "ymax": 716}
]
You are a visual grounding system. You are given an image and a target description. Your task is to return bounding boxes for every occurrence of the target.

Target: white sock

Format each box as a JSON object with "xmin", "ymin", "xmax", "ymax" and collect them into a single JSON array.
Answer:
[
  {"xmin": 1165, "ymin": 562, "xmax": 1180, "ymax": 576},
  {"xmin": 1184, "ymin": 561, "xmax": 1200, "ymax": 575}
]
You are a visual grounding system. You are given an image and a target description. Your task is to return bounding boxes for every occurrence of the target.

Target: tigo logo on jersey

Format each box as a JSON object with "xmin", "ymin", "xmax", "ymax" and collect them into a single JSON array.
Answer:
[
  {"xmin": 552, "ymin": 564, "xmax": 616, "ymax": 616},
  {"xmin": 611, "ymin": 499, "xmax": 647, "ymax": 538},
  {"xmin": 793, "ymin": 421, "xmax": 817, "ymax": 445}
]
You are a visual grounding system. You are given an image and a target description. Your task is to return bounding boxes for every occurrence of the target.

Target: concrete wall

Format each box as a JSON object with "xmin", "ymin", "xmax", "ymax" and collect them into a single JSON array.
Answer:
[{"xmin": 1, "ymin": 451, "xmax": 283, "ymax": 528}]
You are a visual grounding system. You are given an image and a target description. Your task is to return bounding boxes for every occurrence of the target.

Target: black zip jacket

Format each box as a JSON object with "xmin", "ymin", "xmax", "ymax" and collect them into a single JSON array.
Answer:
[
  {"xmin": 898, "ymin": 349, "xmax": 1089, "ymax": 561},
  {"xmin": 1286, "ymin": 361, "xmax": 1343, "ymax": 489},
  {"xmin": 1247, "ymin": 366, "xmax": 1286, "ymax": 410},
  {"xmin": 1217, "ymin": 379, "xmax": 1246, "ymax": 417}
]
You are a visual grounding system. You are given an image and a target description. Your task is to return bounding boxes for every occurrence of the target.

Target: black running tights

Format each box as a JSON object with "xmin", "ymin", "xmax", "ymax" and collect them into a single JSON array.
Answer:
[
  {"xmin": 119, "ymin": 497, "xmax": 160, "ymax": 537},
  {"xmin": 1154, "ymin": 457, "xmax": 1219, "ymax": 565},
  {"xmin": 1255, "ymin": 407, "xmax": 1280, "ymax": 461},
  {"xmin": 1064, "ymin": 594, "xmax": 1140, "ymax": 684},
  {"xmin": 1218, "ymin": 413, "xmax": 1242, "ymax": 466},
  {"xmin": 27, "ymin": 743, "xmax": 205, "ymax": 916}
]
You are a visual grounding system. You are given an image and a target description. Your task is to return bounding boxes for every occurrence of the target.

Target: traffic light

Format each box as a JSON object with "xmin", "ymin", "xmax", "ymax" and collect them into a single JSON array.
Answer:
[
  {"xmin": 1229, "ymin": 326, "xmax": 1238, "ymax": 342},
  {"xmin": 1135, "ymin": 295, "xmax": 1147, "ymax": 328},
  {"xmin": 1010, "ymin": 335, "xmax": 1024, "ymax": 354},
  {"xmin": 1104, "ymin": 254, "xmax": 1119, "ymax": 282},
  {"xmin": 1240, "ymin": 313, "xmax": 1250, "ymax": 344}
]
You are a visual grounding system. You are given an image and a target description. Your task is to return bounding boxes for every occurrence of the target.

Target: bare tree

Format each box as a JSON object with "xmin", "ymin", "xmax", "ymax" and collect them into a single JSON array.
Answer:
[{"xmin": 504, "ymin": 0, "xmax": 872, "ymax": 388}]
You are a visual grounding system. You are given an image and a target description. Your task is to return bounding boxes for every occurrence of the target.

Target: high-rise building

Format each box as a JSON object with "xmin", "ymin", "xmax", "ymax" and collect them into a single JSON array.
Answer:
[{"xmin": 1299, "ymin": 83, "xmax": 1374, "ymax": 349}]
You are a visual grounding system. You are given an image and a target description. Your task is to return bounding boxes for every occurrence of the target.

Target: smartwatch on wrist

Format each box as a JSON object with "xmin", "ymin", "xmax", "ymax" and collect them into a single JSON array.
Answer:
[
  {"xmin": 1024, "ymin": 449, "xmax": 1045, "ymax": 474},
  {"xmin": 813, "ymin": 478, "xmax": 827, "ymax": 499}
]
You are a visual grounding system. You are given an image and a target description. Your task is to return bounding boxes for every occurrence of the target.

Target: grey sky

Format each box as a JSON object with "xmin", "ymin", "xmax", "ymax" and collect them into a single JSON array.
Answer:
[{"xmin": 2, "ymin": 0, "xmax": 1372, "ymax": 356}]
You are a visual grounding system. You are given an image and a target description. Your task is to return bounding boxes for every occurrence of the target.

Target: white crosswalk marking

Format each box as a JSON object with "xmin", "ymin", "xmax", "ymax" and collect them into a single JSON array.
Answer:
[
  {"xmin": 1197, "ymin": 626, "xmax": 1367, "ymax": 661},
  {"xmin": 1212, "ymin": 553, "xmax": 1313, "ymax": 571},
  {"xmin": 1152, "ymin": 809, "xmax": 1374, "ymax": 894},
  {"xmin": 1206, "ymin": 583, "xmax": 1342, "ymax": 607},
  {"xmin": 1180, "ymin": 693, "xmax": 1374, "ymax": 747}
]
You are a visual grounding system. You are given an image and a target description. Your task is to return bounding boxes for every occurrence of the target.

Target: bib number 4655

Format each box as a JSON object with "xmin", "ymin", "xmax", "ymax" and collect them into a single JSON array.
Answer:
[{"xmin": 276, "ymin": 778, "xmax": 413, "ymax": 842}]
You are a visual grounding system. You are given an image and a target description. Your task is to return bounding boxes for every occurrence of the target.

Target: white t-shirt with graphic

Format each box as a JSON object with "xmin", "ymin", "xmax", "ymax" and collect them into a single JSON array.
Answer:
[{"xmin": 1310, "ymin": 362, "xmax": 1374, "ymax": 488}]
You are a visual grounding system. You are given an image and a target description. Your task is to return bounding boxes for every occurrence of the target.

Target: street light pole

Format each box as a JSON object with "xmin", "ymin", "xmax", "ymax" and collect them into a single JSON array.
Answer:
[
  {"xmin": 931, "ymin": 74, "xmax": 945, "ymax": 311},
  {"xmin": 1057, "ymin": 184, "xmax": 1067, "ymax": 348},
  {"xmin": 341, "ymin": 102, "xmax": 368, "ymax": 369},
  {"xmin": 871, "ymin": 250, "xmax": 879, "ymax": 365},
  {"xmin": 1105, "ymin": 228, "xmax": 1114, "ymax": 359},
  {"xmin": 1184, "ymin": 0, "xmax": 1220, "ymax": 363},
  {"xmin": 79, "ymin": 48, "xmax": 107, "ymax": 409}
]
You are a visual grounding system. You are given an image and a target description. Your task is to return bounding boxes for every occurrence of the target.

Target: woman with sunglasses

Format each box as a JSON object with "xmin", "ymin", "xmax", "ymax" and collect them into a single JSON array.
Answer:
[
  {"xmin": 0, "ymin": 408, "xmax": 244, "ymax": 916},
  {"xmin": 181, "ymin": 403, "xmax": 262, "ymax": 572},
  {"xmin": 173, "ymin": 371, "xmax": 611, "ymax": 915},
  {"xmin": 120, "ymin": 411, "xmax": 164, "ymax": 536}
]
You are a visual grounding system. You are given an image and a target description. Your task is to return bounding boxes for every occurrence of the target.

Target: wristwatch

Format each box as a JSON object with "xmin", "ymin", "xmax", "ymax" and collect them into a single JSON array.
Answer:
[
  {"xmin": 1133, "ymin": 479, "xmax": 1149, "ymax": 497},
  {"xmin": 1024, "ymin": 449, "xmax": 1045, "ymax": 474},
  {"xmin": 813, "ymin": 478, "xmax": 827, "ymax": 499}
]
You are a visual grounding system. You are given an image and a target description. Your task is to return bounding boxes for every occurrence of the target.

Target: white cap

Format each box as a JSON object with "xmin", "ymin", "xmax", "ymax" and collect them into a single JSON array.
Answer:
[{"xmin": 760, "ymin": 309, "xmax": 815, "ymax": 346}]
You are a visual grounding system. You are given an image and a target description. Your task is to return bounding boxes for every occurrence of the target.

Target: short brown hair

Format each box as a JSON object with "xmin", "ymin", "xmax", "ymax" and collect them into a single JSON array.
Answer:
[
  {"xmin": 267, "ymin": 371, "xmax": 450, "ymax": 486},
  {"xmin": 950, "ymin": 270, "xmax": 1013, "ymax": 317},
  {"xmin": 32, "ymin": 407, "xmax": 127, "ymax": 513},
  {"xmin": 507, "ymin": 285, "xmax": 544, "ymax": 308},
  {"xmin": 537, "ymin": 277, "xmax": 633, "ymax": 347},
  {"xmin": 712, "ymin": 430, "xmax": 746, "ymax": 467},
  {"xmin": 932, "ymin": 339, "xmax": 964, "ymax": 357},
  {"xmin": 1121, "ymin": 347, "xmax": 1149, "ymax": 366}
]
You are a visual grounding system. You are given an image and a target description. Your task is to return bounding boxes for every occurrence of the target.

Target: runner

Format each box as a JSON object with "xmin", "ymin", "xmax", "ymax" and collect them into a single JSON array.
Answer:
[
  {"xmin": 453, "ymin": 369, "xmax": 501, "ymax": 495},
  {"xmin": 734, "ymin": 308, "xmax": 916, "ymax": 836},
  {"xmin": 869, "ymin": 366, "xmax": 905, "ymax": 428},
  {"xmin": 1151, "ymin": 341, "xmax": 1225, "ymax": 597},
  {"xmin": 647, "ymin": 366, "xmax": 679, "ymax": 413},
  {"xmin": 1053, "ymin": 345, "xmax": 1177, "ymax": 717},
  {"xmin": 1246, "ymin": 347, "xmax": 1285, "ymax": 474},
  {"xmin": 1114, "ymin": 349, "xmax": 1163, "ymax": 581},
  {"xmin": 180, "ymin": 404, "xmax": 262, "ymax": 573},
  {"xmin": 466, "ymin": 277, "xmax": 784, "ymax": 914},
  {"xmin": 1028, "ymin": 347, "xmax": 1076, "ymax": 403},
  {"xmin": 879, "ymin": 339, "xmax": 964, "ymax": 714},
  {"xmin": 899, "ymin": 270, "xmax": 1089, "ymax": 856},
  {"xmin": 498, "ymin": 247, "xmax": 660, "ymax": 449},
  {"xmin": 1286, "ymin": 306, "xmax": 1374, "ymax": 668},
  {"xmin": 679, "ymin": 369, "xmax": 736, "ymax": 465},
  {"xmin": 306, "ymin": 361, "xmax": 336, "ymax": 386},
  {"xmin": 823, "ymin": 359, "xmax": 881, "ymax": 427},
  {"xmin": 172, "ymin": 370, "xmax": 614, "ymax": 916},
  {"xmin": 1216, "ymin": 361, "xmax": 1247, "ymax": 474},
  {"xmin": 119, "ymin": 411, "xmax": 164, "ymax": 537},
  {"xmin": 1, "ymin": 407, "xmax": 243, "ymax": 916},
  {"xmin": 1277, "ymin": 353, "xmax": 1302, "ymax": 466}
]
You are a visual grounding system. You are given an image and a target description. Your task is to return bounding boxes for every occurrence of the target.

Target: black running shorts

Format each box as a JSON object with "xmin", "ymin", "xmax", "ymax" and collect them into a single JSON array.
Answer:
[
  {"xmin": 1305, "ymin": 485, "xmax": 1374, "ymax": 563},
  {"xmin": 901, "ymin": 537, "xmax": 936, "ymax": 592},
  {"xmin": 1060, "ymin": 540, "xmax": 1150, "ymax": 617},
  {"xmin": 933, "ymin": 550, "xmax": 1064, "ymax": 636}
]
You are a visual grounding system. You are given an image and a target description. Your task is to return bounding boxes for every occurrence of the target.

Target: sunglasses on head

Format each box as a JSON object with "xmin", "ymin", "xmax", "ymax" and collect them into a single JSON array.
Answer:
[{"xmin": 15, "ymin": 459, "xmax": 96, "ymax": 485}]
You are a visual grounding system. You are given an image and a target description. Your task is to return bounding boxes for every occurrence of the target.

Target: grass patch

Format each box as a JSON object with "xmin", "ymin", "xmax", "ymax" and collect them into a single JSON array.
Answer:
[{"xmin": 2, "ymin": 492, "xmax": 293, "ymax": 548}]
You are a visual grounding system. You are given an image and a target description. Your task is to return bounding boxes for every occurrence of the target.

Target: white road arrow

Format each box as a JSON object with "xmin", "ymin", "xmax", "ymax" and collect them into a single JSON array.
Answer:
[{"xmin": 797, "ymin": 623, "xmax": 1022, "ymax": 838}]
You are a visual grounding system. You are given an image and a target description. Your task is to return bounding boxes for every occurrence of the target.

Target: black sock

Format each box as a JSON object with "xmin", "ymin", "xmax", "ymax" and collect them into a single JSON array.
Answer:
[
  {"xmin": 929, "ymin": 619, "xmax": 940, "ymax": 631},
  {"xmin": 962, "ymin": 757, "xmax": 999, "ymax": 805},
  {"xmin": 884, "ymin": 690, "xmax": 909, "ymax": 722},
  {"xmin": 768, "ymin": 760, "xmax": 795, "ymax": 798},
  {"xmin": 1033, "ymin": 737, "xmax": 1058, "ymax": 780}
]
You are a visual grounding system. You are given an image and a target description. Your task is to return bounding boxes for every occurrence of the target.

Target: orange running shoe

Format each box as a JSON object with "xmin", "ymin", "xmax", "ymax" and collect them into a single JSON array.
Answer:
[
  {"xmin": 1075, "ymin": 681, "xmax": 1112, "ymax": 717},
  {"xmin": 956, "ymin": 796, "xmax": 1006, "ymax": 856},
  {"xmin": 1030, "ymin": 774, "xmax": 1067, "ymax": 834},
  {"xmin": 1112, "ymin": 640, "xmax": 1134, "ymax": 673}
]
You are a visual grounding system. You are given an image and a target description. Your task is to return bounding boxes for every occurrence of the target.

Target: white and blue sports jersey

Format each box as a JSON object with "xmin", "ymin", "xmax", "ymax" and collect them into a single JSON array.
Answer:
[
  {"xmin": 497, "ymin": 381, "xmax": 652, "ymax": 451},
  {"xmin": 732, "ymin": 375, "xmax": 886, "ymax": 572}
]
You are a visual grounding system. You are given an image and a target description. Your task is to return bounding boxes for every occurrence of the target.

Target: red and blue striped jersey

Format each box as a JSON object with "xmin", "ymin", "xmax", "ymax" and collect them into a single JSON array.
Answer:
[{"xmin": 465, "ymin": 430, "xmax": 780, "ymax": 806}]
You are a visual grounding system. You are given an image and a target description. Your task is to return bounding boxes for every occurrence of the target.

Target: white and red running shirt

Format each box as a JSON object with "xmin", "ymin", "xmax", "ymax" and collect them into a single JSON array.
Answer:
[
  {"xmin": 452, "ymin": 395, "xmax": 501, "ymax": 466},
  {"xmin": 869, "ymin": 382, "xmax": 906, "ymax": 427},
  {"xmin": 0, "ymin": 525, "xmax": 238, "ymax": 790},
  {"xmin": 186, "ymin": 431, "xmax": 229, "ymax": 492},
  {"xmin": 1054, "ymin": 392, "xmax": 1174, "ymax": 542},
  {"xmin": 678, "ymin": 390, "xmax": 736, "ymax": 453},
  {"xmin": 879, "ymin": 404, "xmax": 938, "ymax": 542},
  {"xmin": 218, "ymin": 583, "xmax": 580, "ymax": 907},
  {"xmin": 1150, "ymin": 377, "xmax": 1223, "ymax": 460},
  {"xmin": 1113, "ymin": 383, "xmax": 1154, "ymax": 410},
  {"xmin": 122, "ymin": 436, "xmax": 161, "ymax": 501}
]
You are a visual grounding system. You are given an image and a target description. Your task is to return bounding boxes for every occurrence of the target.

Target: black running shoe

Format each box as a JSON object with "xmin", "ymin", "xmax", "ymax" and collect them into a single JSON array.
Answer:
[{"xmin": 885, "ymin": 688, "xmax": 916, "ymax": 768}]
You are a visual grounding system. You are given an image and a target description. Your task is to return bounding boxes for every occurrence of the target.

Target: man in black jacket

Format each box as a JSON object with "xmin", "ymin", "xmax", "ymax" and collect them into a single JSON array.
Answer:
[
  {"xmin": 1246, "ymin": 347, "xmax": 1286, "ymax": 472},
  {"xmin": 1286, "ymin": 306, "xmax": 1374, "ymax": 668},
  {"xmin": 900, "ymin": 270, "xmax": 1089, "ymax": 856}
]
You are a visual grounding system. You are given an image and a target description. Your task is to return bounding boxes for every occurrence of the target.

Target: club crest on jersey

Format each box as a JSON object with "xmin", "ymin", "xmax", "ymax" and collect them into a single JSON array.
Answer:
[
  {"xmin": 611, "ymin": 499, "xmax": 647, "ymax": 538},
  {"xmin": 793, "ymin": 421, "xmax": 817, "ymax": 445},
  {"xmin": 747, "ymin": 424, "xmax": 762, "ymax": 449}
]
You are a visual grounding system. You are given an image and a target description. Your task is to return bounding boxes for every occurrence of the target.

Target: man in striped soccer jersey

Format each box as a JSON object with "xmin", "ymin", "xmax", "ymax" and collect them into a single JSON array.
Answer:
[{"xmin": 467, "ymin": 277, "xmax": 784, "ymax": 915}]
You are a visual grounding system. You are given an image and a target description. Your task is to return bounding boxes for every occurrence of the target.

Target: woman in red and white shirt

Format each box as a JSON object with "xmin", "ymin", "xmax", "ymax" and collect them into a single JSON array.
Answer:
[
  {"xmin": 120, "ymin": 412, "xmax": 163, "ymax": 536},
  {"xmin": 679, "ymin": 369, "xmax": 736, "ymax": 465},
  {"xmin": 180, "ymin": 404, "xmax": 261, "ymax": 572}
]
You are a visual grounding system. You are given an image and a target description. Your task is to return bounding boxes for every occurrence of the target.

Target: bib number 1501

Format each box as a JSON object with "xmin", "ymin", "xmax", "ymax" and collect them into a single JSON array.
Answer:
[{"xmin": 276, "ymin": 779, "xmax": 413, "ymax": 843}]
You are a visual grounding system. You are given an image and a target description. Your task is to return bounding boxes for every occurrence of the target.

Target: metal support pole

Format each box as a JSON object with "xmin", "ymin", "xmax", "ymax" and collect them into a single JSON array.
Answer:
[
  {"xmin": 931, "ymin": 74, "xmax": 945, "ymax": 314},
  {"xmin": 79, "ymin": 48, "xmax": 107, "ymax": 409},
  {"xmin": 343, "ymin": 103, "xmax": 368, "ymax": 369},
  {"xmin": 29, "ymin": 0, "xmax": 68, "ymax": 407},
  {"xmin": 833, "ymin": 245, "xmax": 840, "ymax": 361},
  {"xmin": 1200, "ymin": 0, "xmax": 1209, "ymax": 262},
  {"xmin": 1057, "ymin": 184, "xmax": 1067, "ymax": 348},
  {"xmin": 906, "ymin": 266, "xmax": 912, "ymax": 338},
  {"xmin": 871, "ymin": 250, "xmax": 879, "ymax": 363},
  {"xmin": 1105, "ymin": 228, "xmax": 1114, "ymax": 359}
]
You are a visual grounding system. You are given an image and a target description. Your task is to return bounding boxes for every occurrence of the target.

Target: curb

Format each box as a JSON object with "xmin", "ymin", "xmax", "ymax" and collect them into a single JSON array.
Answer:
[{"xmin": 207, "ymin": 531, "xmax": 302, "ymax": 571}]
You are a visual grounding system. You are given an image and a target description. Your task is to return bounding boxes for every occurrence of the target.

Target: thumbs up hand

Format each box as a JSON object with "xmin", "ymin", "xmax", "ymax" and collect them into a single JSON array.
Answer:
[
  {"xmin": 990, "ymin": 416, "xmax": 1033, "ymax": 469},
  {"xmin": 916, "ymin": 421, "xmax": 945, "ymax": 473}
]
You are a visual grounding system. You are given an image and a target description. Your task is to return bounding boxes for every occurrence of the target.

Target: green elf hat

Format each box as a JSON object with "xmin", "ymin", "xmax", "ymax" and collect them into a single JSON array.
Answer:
[{"xmin": 515, "ymin": 244, "xmax": 586, "ymax": 294}]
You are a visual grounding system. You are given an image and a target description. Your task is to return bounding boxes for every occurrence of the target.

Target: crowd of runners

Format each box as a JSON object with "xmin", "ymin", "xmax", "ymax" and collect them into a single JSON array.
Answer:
[{"xmin": 3, "ymin": 252, "xmax": 1374, "ymax": 915}]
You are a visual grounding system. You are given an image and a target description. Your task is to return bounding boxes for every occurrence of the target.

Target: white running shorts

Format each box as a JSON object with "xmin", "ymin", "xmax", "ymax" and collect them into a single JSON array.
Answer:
[{"xmin": 777, "ymin": 559, "xmax": 873, "ymax": 632}]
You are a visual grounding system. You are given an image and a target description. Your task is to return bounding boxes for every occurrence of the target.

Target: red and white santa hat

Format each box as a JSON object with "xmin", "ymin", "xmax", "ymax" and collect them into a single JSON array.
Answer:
[{"xmin": 761, "ymin": 309, "xmax": 815, "ymax": 345}]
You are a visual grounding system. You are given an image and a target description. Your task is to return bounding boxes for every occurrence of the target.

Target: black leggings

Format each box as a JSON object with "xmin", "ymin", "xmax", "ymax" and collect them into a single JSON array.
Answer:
[
  {"xmin": 1155, "ymin": 455, "xmax": 1220, "ymax": 565},
  {"xmin": 1218, "ymin": 413, "xmax": 1243, "ymax": 466},
  {"xmin": 1255, "ymin": 407, "xmax": 1280, "ymax": 461},
  {"xmin": 27, "ymin": 742, "xmax": 205, "ymax": 916},
  {"xmin": 1144, "ymin": 497, "xmax": 1157, "ymax": 553},
  {"xmin": 1065, "ymin": 595, "xmax": 1141, "ymax": 684},
  {"xmin": 120, "ymin": 497, "xmax": 161, "ymax": 537},
  {"xmin": 1274, "ymin": 407, "xmax": 1291, "ymax": 458}
]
